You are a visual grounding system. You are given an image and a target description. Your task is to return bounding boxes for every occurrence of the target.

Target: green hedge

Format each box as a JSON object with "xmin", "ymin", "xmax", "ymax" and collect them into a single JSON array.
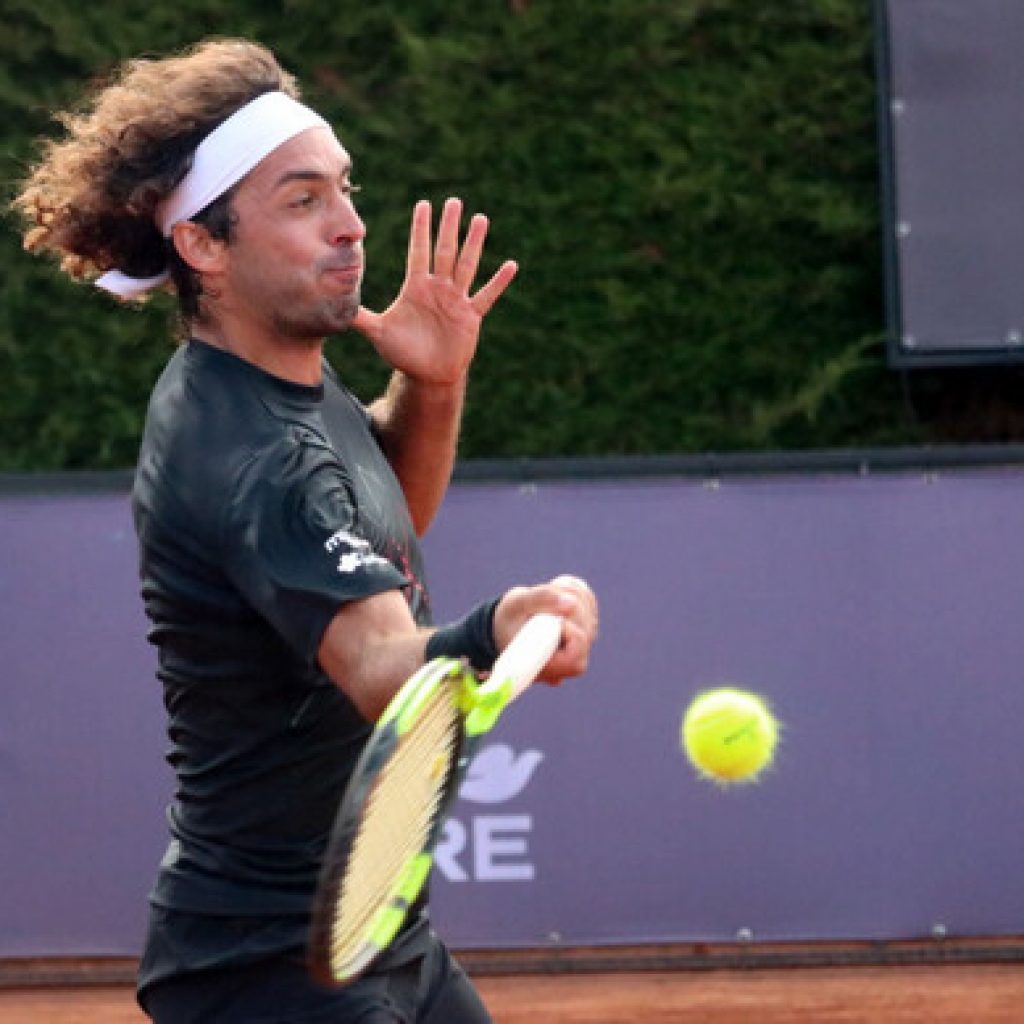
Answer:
[{"xmin": 0, "ymin": 0, "xmax": 938, "ymax": 470}]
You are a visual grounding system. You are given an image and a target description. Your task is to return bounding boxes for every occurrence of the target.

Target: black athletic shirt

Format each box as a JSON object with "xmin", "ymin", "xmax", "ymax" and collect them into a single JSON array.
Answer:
[{"xmin": 133, "ymin": 340, "xmax": 432, "ymax": 989}]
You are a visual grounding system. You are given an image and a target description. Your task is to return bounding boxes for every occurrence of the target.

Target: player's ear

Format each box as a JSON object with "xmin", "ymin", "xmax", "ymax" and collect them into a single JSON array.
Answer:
[{"xmin": 170, "ymin": 220, "xmax": 228, "ymax": 275}]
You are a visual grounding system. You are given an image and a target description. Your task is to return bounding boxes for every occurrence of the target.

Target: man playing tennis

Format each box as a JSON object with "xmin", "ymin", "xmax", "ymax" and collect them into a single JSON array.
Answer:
[{"xmin": 15, "ymin": 39, "xmax": 597, "ymax": 1023}]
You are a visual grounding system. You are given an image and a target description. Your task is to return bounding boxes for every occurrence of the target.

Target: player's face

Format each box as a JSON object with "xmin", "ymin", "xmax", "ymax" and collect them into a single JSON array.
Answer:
[{"xmin": 222, "ymin": 127, "xmax": 366, "ymax": 341}]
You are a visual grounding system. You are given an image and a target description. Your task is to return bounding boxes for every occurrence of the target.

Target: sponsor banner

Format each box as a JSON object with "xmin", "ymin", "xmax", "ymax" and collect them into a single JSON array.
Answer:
[
  {"xmin": 3, "ymin": 468, "xmax": 1024, "ymax": 956},
  {"xmin": 425, "ymin": 469, "xmax": 1024, "ymax": 947}
]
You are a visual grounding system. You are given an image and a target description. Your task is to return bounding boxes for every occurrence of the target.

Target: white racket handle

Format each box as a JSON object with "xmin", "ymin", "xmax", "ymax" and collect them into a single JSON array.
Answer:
[{"xmin": 488, "ymin": 612, "xmax": 563, "ymax": 701}]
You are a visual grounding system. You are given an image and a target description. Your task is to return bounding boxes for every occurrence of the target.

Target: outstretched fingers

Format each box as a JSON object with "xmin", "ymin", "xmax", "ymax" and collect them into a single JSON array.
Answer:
[
  {"xmin": 406, "ymin": 200, "xmax": 432, "ymax": 278},
  {"xmin": 405, "ymin": 197, "xmax": 518, "ymax": 313},
  {"xmin": 471, "ymin": 259, "xmax": 519, "ymax": 317},
  {"xmin": 432, "ymin": 197, "xmax": 463, "ymax": 279},
  {"xmin": 452, "ymin": 213, "xmax": 488, "ymax": 293}
]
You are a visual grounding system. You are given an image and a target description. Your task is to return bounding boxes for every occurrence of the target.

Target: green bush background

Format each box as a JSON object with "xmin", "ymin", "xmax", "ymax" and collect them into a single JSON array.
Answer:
[{"xmin": 1, "ymin": 0, "xmax": 1017, "ymax": 471}]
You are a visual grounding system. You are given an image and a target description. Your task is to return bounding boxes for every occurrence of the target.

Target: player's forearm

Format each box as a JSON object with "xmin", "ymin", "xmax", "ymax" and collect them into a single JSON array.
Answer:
[
  {"xmin": 333, "ymin": 632, "xmax": 429, "ymax": 722},
  {"xmin": 318, "ymin": 594, "xmax": 430, "ymax": 721},
  {"xmin": 369, "ymin": 370, "xmax": 465, "ymax": 536}
]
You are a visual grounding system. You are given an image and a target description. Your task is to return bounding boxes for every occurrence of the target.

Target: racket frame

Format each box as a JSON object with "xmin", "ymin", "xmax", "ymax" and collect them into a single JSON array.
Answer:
[
  {"xmin": 308, "ymin": 657, "xmax": 471, "ymax": 986},
  {"xmin": 308, "ymin": 613, "xmax": 562, "ymax": 987}
]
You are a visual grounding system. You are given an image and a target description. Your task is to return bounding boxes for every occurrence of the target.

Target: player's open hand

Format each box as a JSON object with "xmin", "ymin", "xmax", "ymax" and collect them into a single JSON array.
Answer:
[
  {"xmin": 353, "ymin": 198, "xmax": 517, "ymax": 384},
  {"xmin": 493, "ymin": 575, "xmax": 599, "ymax": 686}
]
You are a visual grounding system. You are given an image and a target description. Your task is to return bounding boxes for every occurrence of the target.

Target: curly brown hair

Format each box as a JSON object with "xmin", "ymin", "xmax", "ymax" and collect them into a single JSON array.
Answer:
[{"xmin": 12, "ymin": 38, "xmax": 300, "ymax": 320}]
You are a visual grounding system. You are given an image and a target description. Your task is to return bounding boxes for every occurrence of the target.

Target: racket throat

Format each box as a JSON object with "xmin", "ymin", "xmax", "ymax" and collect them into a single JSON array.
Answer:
[{"xmin": 462, "ymin": 677, "xmax": 515, "ymax": 737}]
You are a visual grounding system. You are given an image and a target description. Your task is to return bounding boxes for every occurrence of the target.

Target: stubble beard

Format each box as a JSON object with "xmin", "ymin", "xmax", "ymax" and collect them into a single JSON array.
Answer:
[{"xmin": 270, "ymin": 290, "xmax": 361, "ymax": 343}]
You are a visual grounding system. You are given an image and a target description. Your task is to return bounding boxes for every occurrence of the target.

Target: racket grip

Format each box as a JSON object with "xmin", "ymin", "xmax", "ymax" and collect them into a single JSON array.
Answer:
[{"xmin": 490, "ymin": 612, "xmax": 563, "ymax": 700}]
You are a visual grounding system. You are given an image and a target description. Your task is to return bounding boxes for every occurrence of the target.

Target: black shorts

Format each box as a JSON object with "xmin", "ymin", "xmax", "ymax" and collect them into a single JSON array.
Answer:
[{"xmin": 139, "ymin": 937, "xmax": 492, "ymax": 1023}]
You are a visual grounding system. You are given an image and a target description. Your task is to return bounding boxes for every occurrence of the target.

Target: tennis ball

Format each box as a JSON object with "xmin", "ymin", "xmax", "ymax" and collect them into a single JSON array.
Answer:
[{"xmin": 681, "ymin": 687, "xmax": 779, "ymax": 785}]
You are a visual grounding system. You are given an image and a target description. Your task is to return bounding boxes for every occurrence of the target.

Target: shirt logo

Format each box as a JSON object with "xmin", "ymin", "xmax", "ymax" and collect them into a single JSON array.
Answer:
[{"xmin": 323, "ymin": 528, "xmax": 390, "ymax": 574}]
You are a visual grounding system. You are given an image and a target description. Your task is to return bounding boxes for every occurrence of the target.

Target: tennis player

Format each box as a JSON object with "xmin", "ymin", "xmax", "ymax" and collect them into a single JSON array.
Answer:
[{"xmin": 15, "ymin": 39, "xmax": 598, "ymax": 1022}]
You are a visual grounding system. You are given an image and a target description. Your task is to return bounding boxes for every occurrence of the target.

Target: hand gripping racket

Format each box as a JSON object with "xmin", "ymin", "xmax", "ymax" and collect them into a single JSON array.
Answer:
[{"xmin": 308, "ymin": 612, "xmax": 562, "ymax": 986}]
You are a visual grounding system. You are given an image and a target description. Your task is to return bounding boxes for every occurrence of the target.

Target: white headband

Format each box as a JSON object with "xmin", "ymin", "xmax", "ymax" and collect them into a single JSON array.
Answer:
[{"xmin": 95, "ymin": 91, "xmax": 330, "ymax": 299}]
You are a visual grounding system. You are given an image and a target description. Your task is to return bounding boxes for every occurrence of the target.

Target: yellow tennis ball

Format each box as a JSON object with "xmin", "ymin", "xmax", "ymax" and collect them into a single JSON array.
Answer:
[{"xmin": 682, "ymin": 687, "xmax": 779, "ymax": 784}]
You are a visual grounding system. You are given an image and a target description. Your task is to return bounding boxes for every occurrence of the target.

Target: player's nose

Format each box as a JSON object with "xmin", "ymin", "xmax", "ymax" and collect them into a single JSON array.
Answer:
[{"xmin": 329, "ymin": 195, "xmax": 366, "ymax": 246}]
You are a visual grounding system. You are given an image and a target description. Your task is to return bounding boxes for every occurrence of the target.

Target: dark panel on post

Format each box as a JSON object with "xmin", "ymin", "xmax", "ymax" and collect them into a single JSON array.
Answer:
[{"xmin": 877, "ymin": 0, "xmax": 1024, "ymax": 366}]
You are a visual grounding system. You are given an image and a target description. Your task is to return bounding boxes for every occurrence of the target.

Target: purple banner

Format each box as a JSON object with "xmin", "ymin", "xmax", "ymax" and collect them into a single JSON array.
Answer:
[
  {"xmin": 3, "ymin": 466, "xmax": 1024, "ymax": 957},
  {"xmin": 0, "ymin": 490, "xmax": 166, "ymax": 956}
]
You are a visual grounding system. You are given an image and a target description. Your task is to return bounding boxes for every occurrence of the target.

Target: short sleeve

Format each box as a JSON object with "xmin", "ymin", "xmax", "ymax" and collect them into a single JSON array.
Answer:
[{"xmin": 221, "ymin": 431, "xmax": 409, "ymax": 663}]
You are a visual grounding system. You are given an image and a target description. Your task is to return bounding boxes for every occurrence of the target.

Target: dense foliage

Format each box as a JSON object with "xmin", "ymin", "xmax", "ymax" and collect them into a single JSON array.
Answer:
[{"xmin": 1, "ymin": 0, "xmax": 998, "ymax": 471}]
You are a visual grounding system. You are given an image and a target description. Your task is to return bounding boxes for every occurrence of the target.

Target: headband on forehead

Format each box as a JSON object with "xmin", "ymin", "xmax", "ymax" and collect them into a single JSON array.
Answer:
[{"xmin": 95, "ymin": 91, "xmax": 330, "ymax": 300}]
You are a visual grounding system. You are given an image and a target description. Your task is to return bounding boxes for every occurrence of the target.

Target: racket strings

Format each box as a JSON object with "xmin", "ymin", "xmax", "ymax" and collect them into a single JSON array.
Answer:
[{"xmin": 330, "ymin": 682, "xmax": 461, "ymax": 971}]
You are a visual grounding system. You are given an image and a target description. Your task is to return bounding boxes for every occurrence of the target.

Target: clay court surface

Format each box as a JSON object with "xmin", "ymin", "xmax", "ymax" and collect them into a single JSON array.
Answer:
[{"xmin": 2, "ymin": 962, "xmax": 1024, "ymax": 1023}]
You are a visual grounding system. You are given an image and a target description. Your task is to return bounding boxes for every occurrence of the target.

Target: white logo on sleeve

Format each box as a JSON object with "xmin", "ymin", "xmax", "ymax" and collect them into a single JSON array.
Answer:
[
  {"xmin": 434, "ymin": 743, "xmax": 545, "ymax": 883},
  {"xmin": 323, "ymin": 528, "xmax": 389, "ymax": 574}
]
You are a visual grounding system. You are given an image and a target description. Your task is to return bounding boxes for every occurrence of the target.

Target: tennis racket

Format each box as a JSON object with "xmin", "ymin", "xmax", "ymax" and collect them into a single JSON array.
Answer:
[{"xmin": 307, "ymin": 612, "xmax": 562, "ymax": 987}]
